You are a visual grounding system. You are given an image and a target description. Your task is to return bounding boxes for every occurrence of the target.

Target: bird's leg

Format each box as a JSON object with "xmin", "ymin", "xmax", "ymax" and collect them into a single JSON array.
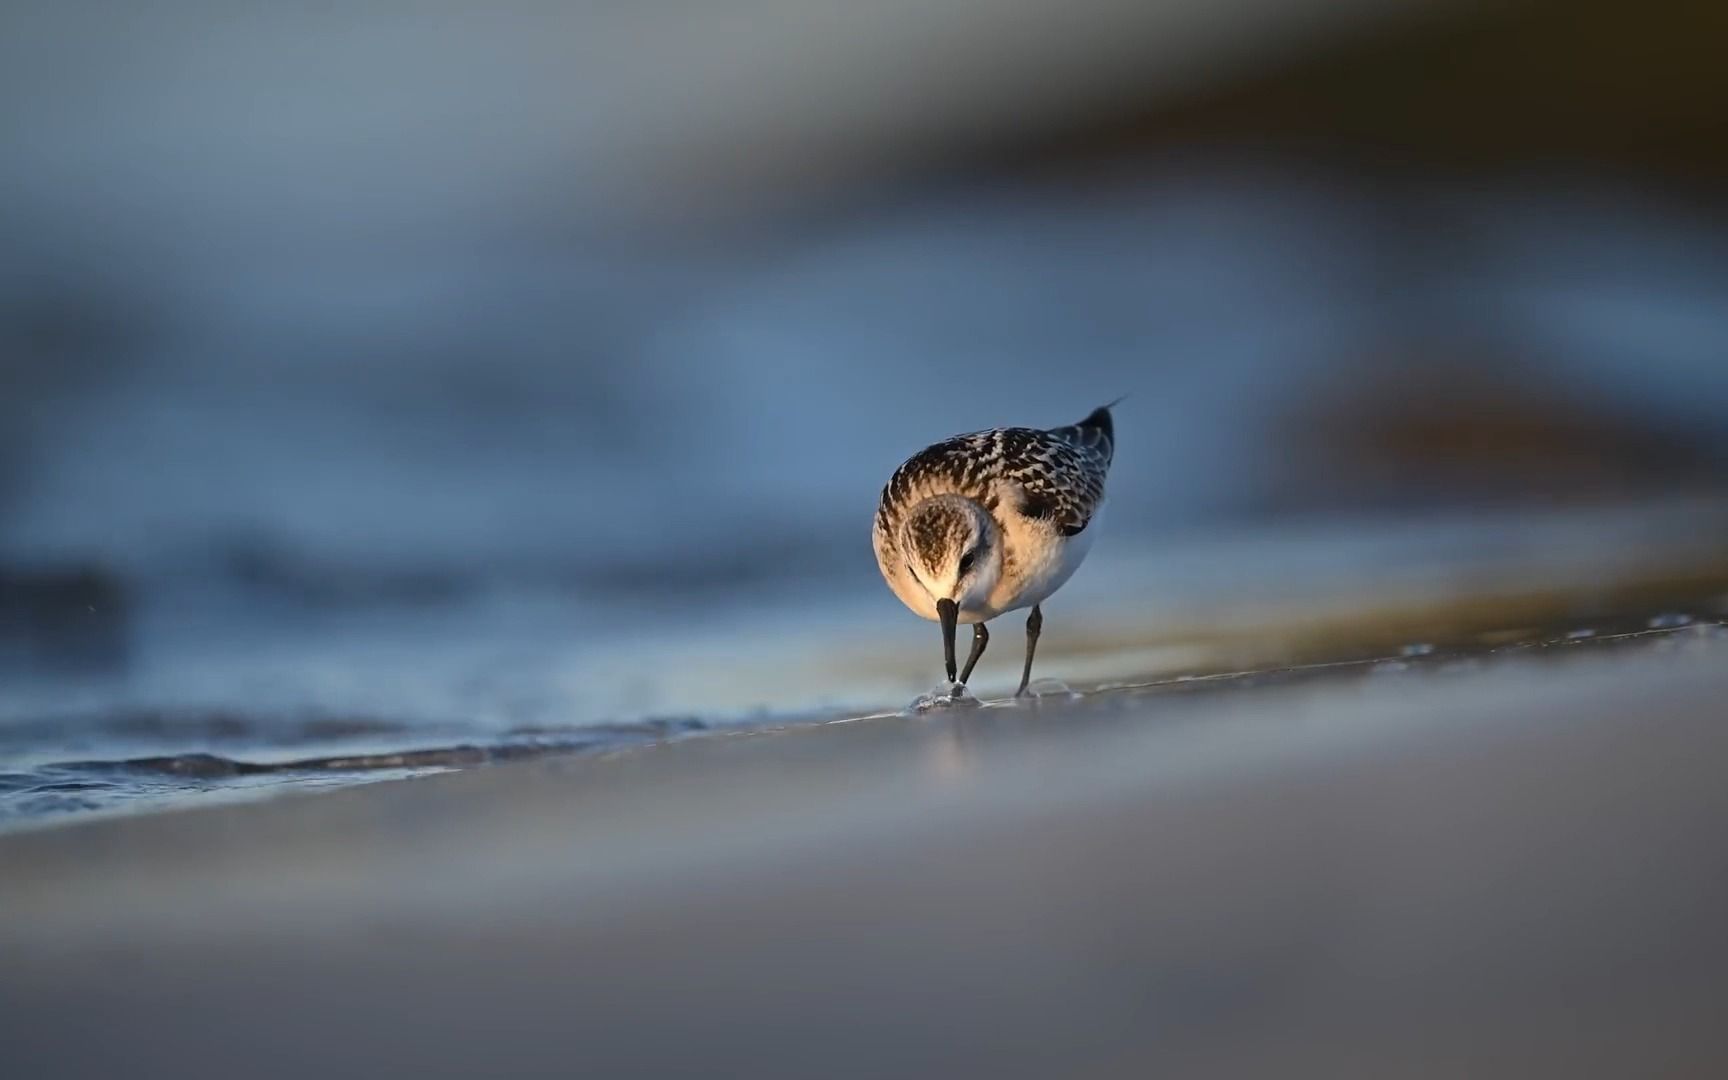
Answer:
[
  {"xmin": 958, "ymin": 621, "xmax": 989, "ymax": 685},
  {"xmin": 1015, "ymin": 605, "xmax": 1043, "ymax": 697}
]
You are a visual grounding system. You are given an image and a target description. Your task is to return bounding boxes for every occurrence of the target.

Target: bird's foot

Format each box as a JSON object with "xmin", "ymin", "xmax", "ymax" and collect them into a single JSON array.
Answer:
[
  {"xmin": 908, "ymin": 681, "xmax": 981, "ymax": 713},
  {"xmin": 1014, "ymin": 678, "xmax": 1078, "ymax": 703}
]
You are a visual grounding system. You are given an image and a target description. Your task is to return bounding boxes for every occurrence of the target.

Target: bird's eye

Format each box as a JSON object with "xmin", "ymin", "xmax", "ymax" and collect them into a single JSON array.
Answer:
[{"xmin": 958, "ymin": 549, "xmax": 978, "ymax": 575}]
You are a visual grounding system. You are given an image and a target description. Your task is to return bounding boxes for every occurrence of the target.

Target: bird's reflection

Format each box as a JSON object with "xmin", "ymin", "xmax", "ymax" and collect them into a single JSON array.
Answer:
[{"xmin": 920, "ymin": 711, "xmax": 987, "ymax": 785}]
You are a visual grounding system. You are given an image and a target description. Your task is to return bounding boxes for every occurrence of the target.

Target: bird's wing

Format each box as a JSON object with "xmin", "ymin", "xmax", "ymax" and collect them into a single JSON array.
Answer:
[{"xmin": 1000, "ymin": 430, "xmax": 1107, "ymax": 537}]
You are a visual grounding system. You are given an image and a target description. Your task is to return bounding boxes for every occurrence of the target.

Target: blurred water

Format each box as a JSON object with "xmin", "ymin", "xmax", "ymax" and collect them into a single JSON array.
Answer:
[
  {"xmin": 8, "ymin": 165, "xmax": 1727, "ymax": 572},
  {"xmin": 3, "ymin": 486, "xmax": 1727, "ymax": 828},
  {"xmin": 4, "ymin": 157, "xmax": 1728, "ymax": 826}
]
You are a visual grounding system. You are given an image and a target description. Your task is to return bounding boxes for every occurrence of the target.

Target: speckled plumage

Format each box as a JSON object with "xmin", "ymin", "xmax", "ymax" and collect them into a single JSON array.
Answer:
[
  {"xmin": 874, "ymin": 416, "xmax": 1112, "ymax": 543},
  {"xmin": 873, "ymin": 403, "xmax": 1117, "ymax": 659}
]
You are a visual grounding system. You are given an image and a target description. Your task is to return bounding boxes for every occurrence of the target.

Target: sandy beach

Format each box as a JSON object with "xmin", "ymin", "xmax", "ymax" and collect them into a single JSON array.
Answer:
[{"xmin": 6, "ymin": 617, "xmax": 1727, "ymax": 1078}]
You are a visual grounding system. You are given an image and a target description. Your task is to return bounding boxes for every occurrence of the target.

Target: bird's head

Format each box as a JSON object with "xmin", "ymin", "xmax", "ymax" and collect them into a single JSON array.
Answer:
[{"xmin": 900, "ymin": 496, "xmax": 1002, "ymax": 677}]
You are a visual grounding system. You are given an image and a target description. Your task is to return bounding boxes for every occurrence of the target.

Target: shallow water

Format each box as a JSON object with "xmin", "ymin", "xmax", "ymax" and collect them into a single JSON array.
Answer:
[
  {"xmin": 4, "ymin": 510, "xmax": 1724, "ymax": 832},
  {"xmin": 4, "ymin": 617, "xmax": 1723, "ymax": 829}
]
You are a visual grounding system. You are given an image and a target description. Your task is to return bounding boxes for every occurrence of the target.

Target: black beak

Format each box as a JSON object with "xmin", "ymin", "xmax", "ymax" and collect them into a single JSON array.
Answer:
[{"xmin": 937, "ymin": 598, "xmax": 958, "ymax": 683}]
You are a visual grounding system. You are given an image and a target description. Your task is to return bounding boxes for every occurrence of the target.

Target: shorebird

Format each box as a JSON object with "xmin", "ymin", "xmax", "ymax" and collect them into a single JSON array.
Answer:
[{"xmin": 872, "ymin": 402, "xmax": 1117, "ymax": 696}]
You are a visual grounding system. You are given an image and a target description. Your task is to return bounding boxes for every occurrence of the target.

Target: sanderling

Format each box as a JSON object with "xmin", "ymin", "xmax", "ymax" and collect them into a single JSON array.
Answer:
[{"xmin": 873, "ymin": 401, "xmax": 1118, "ymax": 696}]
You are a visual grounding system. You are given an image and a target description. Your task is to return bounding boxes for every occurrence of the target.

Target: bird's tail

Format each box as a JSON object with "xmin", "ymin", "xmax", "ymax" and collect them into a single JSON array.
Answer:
[{"xmin": 1054, "ymin": 397, "xmax": 1122, "ymax": 461}]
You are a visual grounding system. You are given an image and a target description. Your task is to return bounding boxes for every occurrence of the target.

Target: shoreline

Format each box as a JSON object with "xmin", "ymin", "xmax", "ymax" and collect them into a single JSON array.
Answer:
[{"xmin": 6, "ymin": 629, "xmax": 1728, "ymax": 1077}]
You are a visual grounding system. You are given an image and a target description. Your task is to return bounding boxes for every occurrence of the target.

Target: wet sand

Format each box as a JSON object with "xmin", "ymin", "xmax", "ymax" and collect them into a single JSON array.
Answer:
[
  {"xmin": 4, "ymin": 619, "xmax": 1727, "ymax": 1079},
  {"xmin": 8, "ymin": 494, "xmax": 1728, "ymax": 829}
]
